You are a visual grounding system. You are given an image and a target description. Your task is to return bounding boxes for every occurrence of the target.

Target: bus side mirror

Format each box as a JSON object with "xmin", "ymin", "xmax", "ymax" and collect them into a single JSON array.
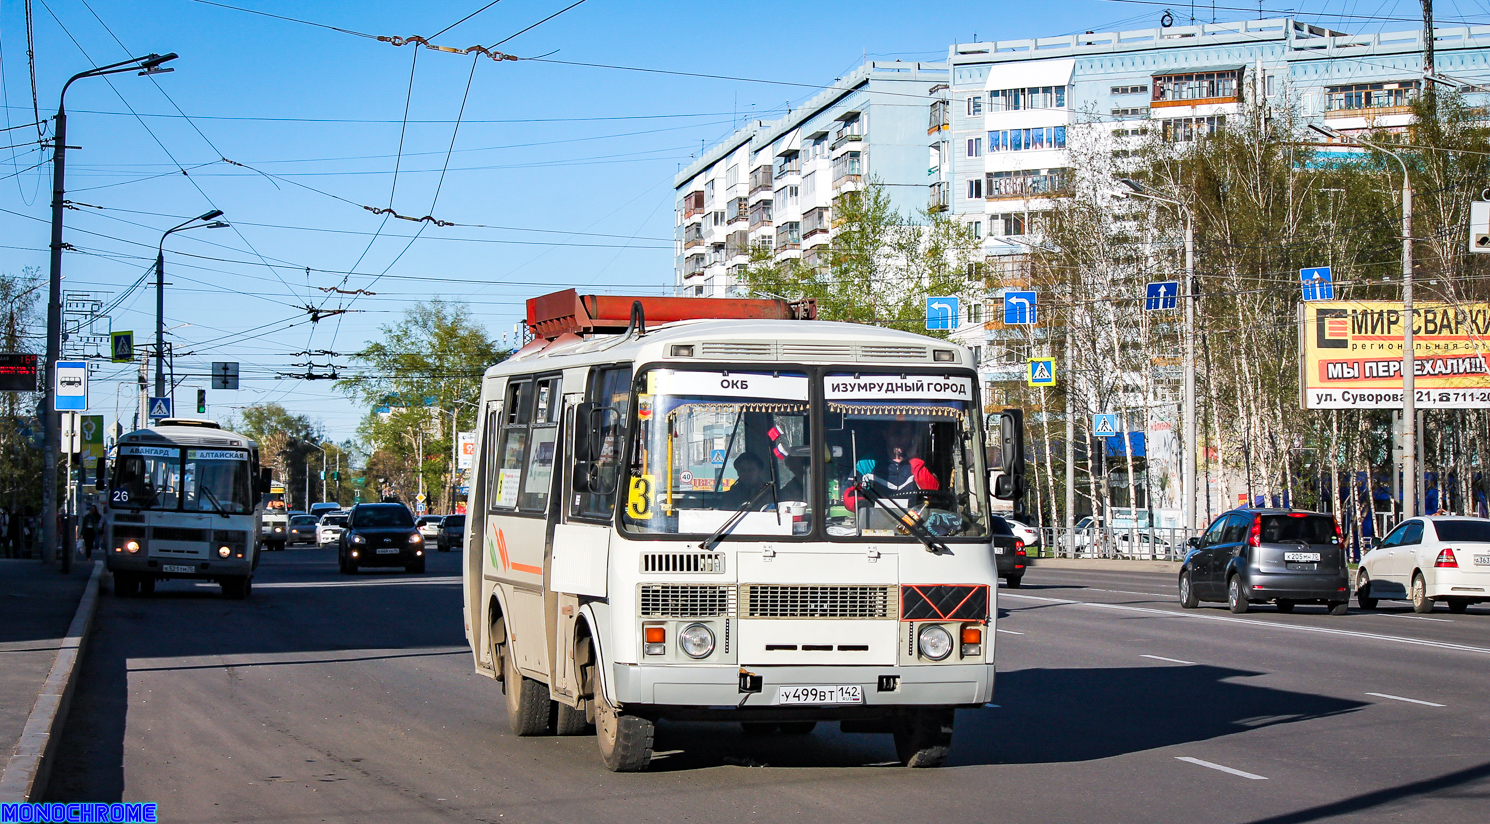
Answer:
[
  {"xmin": 258, "ymin": 467, "xmax": 272, "ymax": 495},
  {"xmin": 95, "ymin": 457, "xmax": 108, "ymax": 487},
  {"xmin": 573, "ymin": 402, "xmax": 600, "ymax": 463},
  {"xmin": 992, "ymin": 409, "xmax": 1025, "ymax": 501}
]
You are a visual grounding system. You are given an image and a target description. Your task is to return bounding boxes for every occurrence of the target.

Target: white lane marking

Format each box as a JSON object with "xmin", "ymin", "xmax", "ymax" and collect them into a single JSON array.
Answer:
[
  {"xmin": 1176, "ymin": 757, "xmax": 1267, "ymax": 780},
  {"xmin": 1089, "ymin": 588, "xmax": 1172, "ymax": 598},
  {"xmin": 253, "ymin": 576, "xmax": 461, "ymax": 589},
  {"xmin": 1141, "ymin": 654, "xmax": 1195, "ymax": 665},
  {"xmin": 1382, "ymin": 613, "xmax": 1453, "ymax": 623},
  {"xmin": 995, "ymin": 628, "xmax": 1024, "ymax": 635},
  {"xmin": 999, "ymin": 592, "xmax": 1490, "ymax": 656},
  {"xmin": 1366, "ymin": 692, "xmax": 1446, "ymax": 708}
]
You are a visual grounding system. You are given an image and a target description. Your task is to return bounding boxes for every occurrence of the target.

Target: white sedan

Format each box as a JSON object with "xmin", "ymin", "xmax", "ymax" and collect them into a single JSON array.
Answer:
[
  {"xmin": 1004, "ymin": 518, "xmax": 1040, "ymax": 549},
  {"xmin": 1357, "ymin": 516, "xmax": 1490, "ymax": 613},
  {"xmin": 317, "ymin": 513, "xmax": 348, "ymax": 546}
]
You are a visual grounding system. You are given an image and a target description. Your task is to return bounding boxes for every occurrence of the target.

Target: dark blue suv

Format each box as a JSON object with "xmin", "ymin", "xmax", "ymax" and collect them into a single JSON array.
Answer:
[{"xmin": 1180, "ymin": 509, "xmax": 1349, "ymax": 615}]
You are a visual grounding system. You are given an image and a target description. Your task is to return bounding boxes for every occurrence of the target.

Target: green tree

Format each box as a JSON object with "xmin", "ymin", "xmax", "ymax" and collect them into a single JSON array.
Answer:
[
  {"xmin": 226, "ymin": 403, "xmax": 321, "ymax": 509},
  {"xmin": 339, "ymin": 300, "xmax": 506, "ymax": 512},
  {"xmin": 736, "ymin": 180, "xmax": 981, "ymax": 332},
  {"xmin": 1, "ymin": 268, "xmax": 44, "ymax": 526}
]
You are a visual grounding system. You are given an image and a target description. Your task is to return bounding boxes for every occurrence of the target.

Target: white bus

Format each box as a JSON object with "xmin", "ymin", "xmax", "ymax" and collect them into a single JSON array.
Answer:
[
  {"xmin": 102, "ymin": 418, "xmax": 268, "ymax": 599},
  {"xmin": 462, "ymin": 291, "xmax": 1001, "ymax": 771}
]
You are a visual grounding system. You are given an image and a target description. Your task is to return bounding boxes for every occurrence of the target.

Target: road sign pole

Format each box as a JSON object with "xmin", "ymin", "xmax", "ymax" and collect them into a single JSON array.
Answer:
[{"xmin": 1183, "ymin": 215, "xmax": 1197, "ymax": 533}]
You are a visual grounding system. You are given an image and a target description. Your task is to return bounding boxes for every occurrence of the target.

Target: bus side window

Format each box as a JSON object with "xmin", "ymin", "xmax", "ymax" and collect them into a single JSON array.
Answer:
[
  {"xmin": 519, "ymin": 377, "xmax": 561, "ymax": 512},
  {"xmin": 491, "ymin": 380, "xmax": 530, "ymax": 511},
  {"xmin": 481, "ymin": 405, "xmax": 503, "ymax": 513},
  {"xmin": 571, "ymin": 366, "xmax": 630, "ymax": 520}
]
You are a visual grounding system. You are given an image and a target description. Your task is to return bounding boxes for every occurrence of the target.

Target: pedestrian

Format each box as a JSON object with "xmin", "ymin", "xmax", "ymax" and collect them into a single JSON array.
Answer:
[
  {"xmin": 0, "ymin": 510, "xmax": 9, "ymax": 558},
  {"xmin": 80, "ymin": 504, "xmax": 100, "ymax": 561}
]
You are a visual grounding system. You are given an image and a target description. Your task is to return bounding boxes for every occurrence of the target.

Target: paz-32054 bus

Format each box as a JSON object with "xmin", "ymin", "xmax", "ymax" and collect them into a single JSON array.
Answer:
[
  {"xmin": 102, "ymin": 418, "xmax": 267, "ymax": 599},
  {"xmin": 462, "ymin": 291, "xmax": 1000, "ymax": 771}
]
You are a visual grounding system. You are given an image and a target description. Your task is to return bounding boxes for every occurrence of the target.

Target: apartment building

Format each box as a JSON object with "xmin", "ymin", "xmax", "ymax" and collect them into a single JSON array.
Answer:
[
  {"xmin": 939, "ymin": 17, "xmax": 1490, "ymax": 378},
  {"xmin": 673, "ymin": 61, "xmax": 948, "ymax": 298}
]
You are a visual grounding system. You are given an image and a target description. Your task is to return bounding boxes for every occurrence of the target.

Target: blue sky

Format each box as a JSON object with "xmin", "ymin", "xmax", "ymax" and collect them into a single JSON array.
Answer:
[{"xmin": 0, "ymin": 0, "xmax": 1465, "ymax": 442}]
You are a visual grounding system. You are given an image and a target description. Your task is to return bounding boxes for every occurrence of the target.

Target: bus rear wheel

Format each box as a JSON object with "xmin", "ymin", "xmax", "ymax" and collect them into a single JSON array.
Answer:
[
  {"xmin": 499, "ymin": 626, "xmax": 551, "ymax": 736},
  {"xmin": 892, "ymin": 708, "xmax": 954, "ymax": 768}
]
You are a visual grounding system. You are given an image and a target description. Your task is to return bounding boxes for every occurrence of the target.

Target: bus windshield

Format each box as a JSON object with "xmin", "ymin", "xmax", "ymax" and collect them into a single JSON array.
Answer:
[
  {"xmin": 623, "ymin": 369, "xmax": 812, "ymax": 537},
  {"xmin": 824, "ymin": 373, "xmax": 987, "ymax": 539},
  {"xmin": 112, "ymin": 446, "xmax": 253, "ymax": 513}
]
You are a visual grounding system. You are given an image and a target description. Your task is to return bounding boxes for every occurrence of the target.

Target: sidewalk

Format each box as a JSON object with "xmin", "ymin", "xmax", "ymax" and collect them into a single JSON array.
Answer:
[
  {"xmin": 0, "ymin": 557, "xmax": 100, "ymax": 801},
  {"xmin": 1028, "ymin": 556, "xmax": 1185, "ymax": 575}
]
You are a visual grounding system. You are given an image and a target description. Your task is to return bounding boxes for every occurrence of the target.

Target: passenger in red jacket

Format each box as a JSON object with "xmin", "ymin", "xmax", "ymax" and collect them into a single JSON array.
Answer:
[{"xmin": 844, "ymin": 423, "xmax": 939, "ymax": 511}]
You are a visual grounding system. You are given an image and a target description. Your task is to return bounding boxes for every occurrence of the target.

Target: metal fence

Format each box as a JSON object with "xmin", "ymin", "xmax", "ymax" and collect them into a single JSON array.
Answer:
[{"xmin": 1034, "ymin": 525, "xmax": 1202, "ymax": 563}]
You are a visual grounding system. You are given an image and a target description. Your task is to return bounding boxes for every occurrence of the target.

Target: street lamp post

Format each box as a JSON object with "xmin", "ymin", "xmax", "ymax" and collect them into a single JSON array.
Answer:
[
  {"xmin": 156, "ymin": 212, "xmax": 226, "ymax": 402},
  {"xmin": 43, "ymin": 52, "xmax": 176, "ymax": 568},
  {"xmin": 1117, "ymin": 179, "xmax": 1198, "ymax": 534},
  {"xmin": 1309, "ymin": 124, "xmax": 1416, "ymax": 517}
]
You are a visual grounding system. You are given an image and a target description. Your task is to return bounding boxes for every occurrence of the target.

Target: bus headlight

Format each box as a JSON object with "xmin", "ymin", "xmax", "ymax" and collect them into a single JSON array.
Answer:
[
  {"xmin": 125, "ymin": 540, "xmax": 141, "ymax": 554},
  {"xmin": 217, "ymin": 546, "xmax": 231, "ymax": 558},
  {"xmin": 917, "ymin": 625, "xmax": 953, "ymax": 661},
  {"xmin": 677, "ymin": 623, "xmax": 715, "ymax": 659}
]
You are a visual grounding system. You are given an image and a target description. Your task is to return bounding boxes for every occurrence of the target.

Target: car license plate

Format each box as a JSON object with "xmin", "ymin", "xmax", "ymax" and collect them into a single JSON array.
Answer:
[
  {"xmin": 776, "ymin": 685, "xmax": 863, "ymax": 705},
  {"xmin": 1284, "ymin": 551, "xmax": 1321, "ymax": 562},
  {"xmin": 161, "ymin": 564, "xmax": 194, "ymax": 573},
  {"xmin": 375, "ymin": 547, "xmax": 400, "ymax": 555},
  {"xmin": 1475, "ymin": 554, "xmax": 1490, "ymax": 566}
]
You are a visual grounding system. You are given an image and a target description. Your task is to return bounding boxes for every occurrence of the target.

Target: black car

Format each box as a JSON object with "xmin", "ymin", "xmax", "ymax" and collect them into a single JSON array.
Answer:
[
  {"xmin": 338, "ymin": 503, "xmax": 425, "ymax": 574},
  {"xmin": 1180, "ymin": 508, "xmax": 1349, "ymax": 615},
  {"xmin": 436, "ymin": 514, "xmax": 465, "ymax": 552},
  {"xmin": 991, "ymin": 515, "xmax": 1027, "ymax": 588}
]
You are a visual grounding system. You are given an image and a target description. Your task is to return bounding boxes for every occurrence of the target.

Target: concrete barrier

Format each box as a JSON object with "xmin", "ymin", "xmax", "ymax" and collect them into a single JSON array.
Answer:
[{"xmin": 0, "ymin": 560, "xmax": 103, "ymax": 802}]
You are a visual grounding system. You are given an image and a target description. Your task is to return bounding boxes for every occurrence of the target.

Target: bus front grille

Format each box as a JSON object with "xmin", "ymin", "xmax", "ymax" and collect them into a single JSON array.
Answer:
[
  {"xmin": 741, "ymin": 585, "xmax": 894, "ymax": 619},
  {"xmin": 639, "ymin": 585, "xmax": 736, "ymax": 618},
  {"xmin": 153, "ymin": 527, "xmax": 208, "ymax": 542},
  {"xmin": 641, "ymin": 552, "xmax": 724, "ymax": 574}
]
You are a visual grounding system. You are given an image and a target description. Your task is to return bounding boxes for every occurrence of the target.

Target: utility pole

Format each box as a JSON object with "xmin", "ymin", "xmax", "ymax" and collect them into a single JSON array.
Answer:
[
  {"xmin": 1064, "ymin": 323, "xmax": 1075, "ymax": 557},
  {"xmin": 1182, "ymin": 216, "xmax": 1196, "ymax": 534},
  {"xmin": 1421, "ymin": 1, "xmax": 1435, "ymax": 79}
]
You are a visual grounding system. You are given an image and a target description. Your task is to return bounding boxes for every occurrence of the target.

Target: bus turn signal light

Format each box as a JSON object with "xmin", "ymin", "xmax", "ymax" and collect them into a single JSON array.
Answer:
[
  {"xmin": 961, "ymin": 626, "xmax": 983, "ymax": 645},
  {"xmin": 644, "ymin": 625, "xmax": 666, "ymax": 656}
]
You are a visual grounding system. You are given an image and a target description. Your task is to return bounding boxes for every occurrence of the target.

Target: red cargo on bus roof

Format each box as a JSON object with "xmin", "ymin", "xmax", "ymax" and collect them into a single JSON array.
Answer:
[{"xmin": 525, "ymin": 289, "xmax": 815, "ymax": 340}]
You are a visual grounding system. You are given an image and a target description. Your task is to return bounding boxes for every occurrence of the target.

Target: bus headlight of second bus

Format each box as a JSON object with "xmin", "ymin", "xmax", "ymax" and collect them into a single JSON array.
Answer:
[
  {"xmin": 677, "ymin": 623, "xmax": 715, "ymax": 659},
  {"xmin": 917, "ymin": 625, "xmax": 954, "ymax": 661},
  {"xmin": 217, "ymin": 546, "xmax": 232, "ymax": 558}
]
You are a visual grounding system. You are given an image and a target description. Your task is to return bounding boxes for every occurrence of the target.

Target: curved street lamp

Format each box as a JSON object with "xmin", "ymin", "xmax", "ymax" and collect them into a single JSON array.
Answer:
[
  {"xmin": 156, "ymin": 211, "xmax": 227, "ymax": 401},
  {"xmin": 44, "ymin": 52, "xmax": 177, "ymax": 570}
]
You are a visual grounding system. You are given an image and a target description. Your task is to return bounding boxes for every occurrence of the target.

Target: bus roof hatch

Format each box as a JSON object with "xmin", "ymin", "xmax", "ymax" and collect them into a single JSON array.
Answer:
[{"xmin": 525, "ymin": 289, "xmax": 815, "ymax": 341}]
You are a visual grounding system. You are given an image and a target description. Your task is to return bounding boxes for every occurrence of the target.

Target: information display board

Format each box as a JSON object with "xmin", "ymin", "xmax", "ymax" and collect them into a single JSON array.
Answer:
[{"xmin": 1300, "ymin": 300, "xmax": 1490, "ymax": 409}]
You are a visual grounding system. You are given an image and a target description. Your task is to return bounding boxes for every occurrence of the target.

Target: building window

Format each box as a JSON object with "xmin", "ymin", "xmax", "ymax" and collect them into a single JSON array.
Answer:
[
  {"xmin": 989, "ymin": 212, "xmax": 1028, "ymax": 236},
  {"xmin": 774, "ymin": 151, "xmax": 801, "ymax": 179},
  {"xmin": 970, "ymin": 220, "xmax": 982, "ymax": 238},
  {"xmin": 1111, "ymin": 84, "xmax": 1149, "ymax": 96},
  {"xmin": 1153, "ymin": 70, "xmax": 1240, "ymax": 104},
  {"xmin": 712, "ymin": 210, "xmax": 725, "ymax": 227},
  {"xmin": 967, "ymin": 137, "xmax": 983, "ymax": 158},
  {"xmin": 1160, "ymin": 115, "xmax": 1226, "ymax": 143},
  {"xmin": 970, "ymin": 303, "xmax": 983, "ymax": 324},
  {"xmin": 987, "ymin": 126, "xmax": 1066, "ymax": 152},
  {"xmin": 967, "ymin": 95, "xmax": 983, "ymax": 116},
  {"xmin": 1325, "ymin": 81, "xmax": 1418, "ymax": 112},
  {"xmin": 773, "ymin": 185, "xmax": 799, "ymax": 213},
  {"xmin": 704, "ymin": 180, "xmax": 715, "ymax": 205},
  {"xmin": 726, "ymin": 164, "xmax": 740, "ymax": 188},
  {"xmin": 967, "ymin": 178, "xmax": 983, "ymax": 200},
  {"xmin": 989, "ymin": 85, "xmax": 1067, "ymax": 112},
  {"xmin": 1111, "ymin": 107, "xmax": 1149, "ymax": 118}
]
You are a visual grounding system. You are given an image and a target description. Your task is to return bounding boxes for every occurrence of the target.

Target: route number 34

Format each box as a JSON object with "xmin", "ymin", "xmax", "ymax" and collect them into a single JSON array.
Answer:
[{"xmin": 627, "ymin": 474, "xmax": 655, "ymax": 520}]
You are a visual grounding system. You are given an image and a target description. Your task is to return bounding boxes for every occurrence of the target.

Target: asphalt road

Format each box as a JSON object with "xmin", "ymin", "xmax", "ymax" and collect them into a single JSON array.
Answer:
[{"xmin": 45, "ymin": 550, "xmax": 1490, "ymax": 823}]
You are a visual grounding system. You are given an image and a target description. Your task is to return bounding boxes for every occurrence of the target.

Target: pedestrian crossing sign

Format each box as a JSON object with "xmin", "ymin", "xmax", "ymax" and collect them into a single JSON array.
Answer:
[
  {"xmin": 148, "ymin": 396, "xmax": 172, "ymax": 419},
  {"xmin": 110, "ymin": 331, "xmax": 133, "ymax": 363},
  {"xmin": 1027, "ymin": 358, "xmax": 1056, "ymax": 386},
  {"xmin": 1093, "ymin": 414, "xmax": 1121, "ymax": 437}
]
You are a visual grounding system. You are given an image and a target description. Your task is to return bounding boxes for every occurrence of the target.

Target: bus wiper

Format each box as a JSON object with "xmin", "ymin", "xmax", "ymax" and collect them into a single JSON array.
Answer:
[
  {"xmin": 701, "ymin": 482, "xmax": 774, "ymax": 550},
  {"xmin": 852, "ymin": 480, "xmax": 949, "ymax": 555},
  {"xmin": 200, "ymin": 485, "xmax": 231, "ymax": 519}
]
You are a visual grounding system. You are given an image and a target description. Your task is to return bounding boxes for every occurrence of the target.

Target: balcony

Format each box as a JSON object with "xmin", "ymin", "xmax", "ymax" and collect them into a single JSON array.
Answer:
[
  {"xmin": 929, "ymin": 181, "xmax": 949, "ymax": 214},
  {"xmin": 775, "ymin": 221, "xmax": 801, "ymax": 252},
  {"xmin": 749, "ymin": 165, "xmax": 773, "ymax": 196},
  {"xmin": 802, "ymin": 206, "xmax": 829, "ymax": 238},
  {"xmin": 928, "ymin": 100, "xmax": 949, "ymax": 135},
  {"xmin": 683, "ymin": 252, "xmax": 706, "ymax": 278},
  {"xmin": 725, "ymin": 229, "xmax": 750, "ymax": 258},
  {"xmin": 682, "ymin": 222, "xmax": 705, "ymax": 249},
  {"xmin": 726, "ymin": 196, "xmax": 749, "ymax": 224},
  {"xmin": 774, "ymin": 152, "xmax": 801, "ymax": 180},
  {"xmin": 831, "ymin": 132, "xmax": 864, "ymax": 152},
  {"xmin": 682, "ymin": 191, "xmax": 705, "ymax": 219},
  {"xmin": 748, "ymin": 201, "xmax": 773, "ymax": 229}
]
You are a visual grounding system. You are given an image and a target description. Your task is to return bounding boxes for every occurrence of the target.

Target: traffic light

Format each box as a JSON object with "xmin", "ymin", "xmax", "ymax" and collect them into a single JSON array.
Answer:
[{"xmin": 196, "ymin": 388, "xmax": 207, "ymax": 414}]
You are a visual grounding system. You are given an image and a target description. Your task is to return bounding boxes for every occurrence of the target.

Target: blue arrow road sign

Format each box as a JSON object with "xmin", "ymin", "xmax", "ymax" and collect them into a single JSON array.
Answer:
[
  {"xmin": 925, "ymin": 296, "xmax": 959, "ymax": 331},
  {"xmin": 1301, "ymin": 266, "xmax": 1334, "ymax": 301},
  {"xmin": 1145, "ymin": 281, "xmax": 1179, "ymax": 311},
  {"xmin": 148, "ymin": 396, "xmax": 173, "ymax": 419},
  {"xmin": 1093, "ymin": 414, "xmax": 1121, "ymax": 437},
  {"xmin": 1003, "ymin": 291, "xmax": 1037, "ymax": 325}
]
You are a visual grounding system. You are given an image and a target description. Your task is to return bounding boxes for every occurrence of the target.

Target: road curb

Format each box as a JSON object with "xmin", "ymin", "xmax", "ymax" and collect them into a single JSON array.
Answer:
[
  {"xmin": 1030, "ymin": 557, "xmax": 1184, "ymax": 574},
  {"xmin": 0, "ymin": 560, "xmax": 104, "ymax": 802}
]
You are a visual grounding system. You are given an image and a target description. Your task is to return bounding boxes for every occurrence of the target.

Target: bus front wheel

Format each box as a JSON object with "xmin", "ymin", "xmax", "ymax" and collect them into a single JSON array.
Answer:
[
  {"xmin": 594, "ymin": 682, "xmax": 653, "ymax": 772},
  {"xmin": 892, "ymin": 708, "xmax": 954, "ymax": 768}
]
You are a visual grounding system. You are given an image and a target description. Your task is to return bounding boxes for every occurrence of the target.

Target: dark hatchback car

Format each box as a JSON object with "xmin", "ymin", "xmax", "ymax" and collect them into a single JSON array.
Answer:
[
  {"xmin": 1180, "ymin": 509, "xmax": 1349, "ymax": 614},
  {"xmin": 338, "ymin": 503, "xmax": 426, "ymax": 574},
  {"xmin": 991, "ymin": 515, "xmax": 1028, "ymax": 588},
  {"xmin": 436, "ymin": 514, "xmax": 466, "ymax": 552},
  {"xmin": 287, "ymin": 514, "xmax": 319, "ymax": 546}
]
